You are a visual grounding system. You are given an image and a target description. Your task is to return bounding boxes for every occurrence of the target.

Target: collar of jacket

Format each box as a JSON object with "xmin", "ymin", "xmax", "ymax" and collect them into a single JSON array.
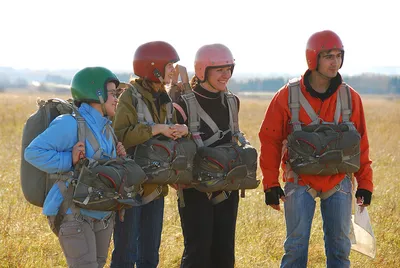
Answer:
[
  {"xmin": 78, "ymin": 103, "xmax": 111, "ymax": 132},
  {"xmin": 130, "ymin": 80, "xmax": 171, "ymax": 123},
  {"xmin": 303, "ymin": 70, "xmax": 343, "ymax": 101},
  {"xmin": 194, "ymin": 84, "xmax": 222, "ymax": 99},
  {"xmin": 130, "ymin": 80, "xmax": 171, "ymax": 105}
]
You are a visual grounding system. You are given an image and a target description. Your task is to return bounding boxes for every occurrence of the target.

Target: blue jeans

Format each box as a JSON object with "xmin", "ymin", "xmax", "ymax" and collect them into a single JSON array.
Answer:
[
  {"xmin": 110, "ymin": 196, "xmax": 164, "ymax": 268},
  {"xmin": 281, "ymin": 177, "xmax": 352, "ymax": 268}
]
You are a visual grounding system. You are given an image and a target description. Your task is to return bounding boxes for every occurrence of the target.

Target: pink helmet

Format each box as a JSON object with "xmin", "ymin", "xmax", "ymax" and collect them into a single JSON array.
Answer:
[{"xmin": 194, "ymin": 44, "xmax": 235, "ymax": 82}]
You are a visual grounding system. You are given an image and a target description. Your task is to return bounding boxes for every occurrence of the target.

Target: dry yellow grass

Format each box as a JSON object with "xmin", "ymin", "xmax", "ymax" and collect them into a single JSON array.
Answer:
[{"xmin": 0, "ymin": 92, "xmax": 399, "ymax": 267}]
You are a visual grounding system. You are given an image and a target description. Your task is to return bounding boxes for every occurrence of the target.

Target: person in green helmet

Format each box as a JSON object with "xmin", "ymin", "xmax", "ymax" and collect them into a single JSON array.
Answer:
[{"xmin": 24, "ymin": 66, "xmax": 127, "ymax": 268}]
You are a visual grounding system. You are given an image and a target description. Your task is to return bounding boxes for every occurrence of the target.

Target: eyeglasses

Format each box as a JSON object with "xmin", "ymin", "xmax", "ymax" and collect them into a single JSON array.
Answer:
[{"xmin": 108, "ymin": 90, "xmax": 121, "ymax": 99}]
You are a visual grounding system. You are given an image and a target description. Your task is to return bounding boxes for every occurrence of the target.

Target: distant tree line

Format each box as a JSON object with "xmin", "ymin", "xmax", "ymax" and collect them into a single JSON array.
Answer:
[
  {"xmin": 226, "ymin": 74, "xmax": 400, "ymax": 94},
  {"xmin": 1, "ymin": 71, "xmax": 400, "ymax": 95}
]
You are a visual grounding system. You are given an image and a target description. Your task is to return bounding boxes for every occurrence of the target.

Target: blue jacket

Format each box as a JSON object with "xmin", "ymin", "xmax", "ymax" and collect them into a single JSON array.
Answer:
[{"xmin": 24, "ymin": 103, "xmax": 117, "ymax": 220}]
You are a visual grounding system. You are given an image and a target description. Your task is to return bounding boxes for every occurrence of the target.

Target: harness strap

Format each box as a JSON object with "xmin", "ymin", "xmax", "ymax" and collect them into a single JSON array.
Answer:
[
  {"xmin": 48, "ymin": 172, "xmax": 74, "ymax": 181},
  {"xmin": 57, "ymin": 179, "xmax": 80, "ymax": 216},
  {"xmin": 289, "ymin": 79, "xmax": 352, "ymax": 127},
  {"xmin": 226, "ymin": 93, "xmax": 248, "ymax": 145},
  {"xmin": 134, "ymin": 186, "xmax": 163, "ymax": 206},
  {"xmin": 132, "ymin": 86, "xmax": 154, "ymax": 124},
  {"xmin": 177, "ymin": 186, "xmax": 185, "ymax": 208},
  {"xmin": 130, "ymin": 83, "xmax": 173, "ymax": 125},
  {"xmin": 166, "ymin": 102, "xmax": 174, "ymax": 125},
  {"xmin": 107, "ymin": 124, "xmax": 118, "ymax": 156},
  {"xmin": 74, "ymin": 108, "xmax": 115, "ymax": 159},
  {"xmin": 196, "ymin": 102, "xmax": 223, "ymax": 146},
  {"xmin": 181, "ymin": 93, "xmax": 203, "ymax": 147},
  {"xmin": 299, "ymin": 90, "xmax": 319, "ymax": 125},
  {"xmin": 75, "ymin": 115, "xmax": 86, "ymax": 143},
  {"xmin": 306, "ymin": 183, "xmax": 341, "ymax": 200},
  {"xmin": 181, "ymin": 91, "xmax": 238, "ymax": 147},
  {"xmin": 211, "ymin": 191, "xmax": 231, "ymax": 205},
  {"xmin": 339, "ymin": 84, "xmax": 351, "ymax": 122},
  {"xmin": 288, "ymin": 78, "xmax": 302, "ymax": 131},
  {"xmin": 173, "ymin": 103, "xmax": 187, "ymax": 122},
  {"xmin": 226, "ymin": 93, "xmax": 238, "ymax": 134}
]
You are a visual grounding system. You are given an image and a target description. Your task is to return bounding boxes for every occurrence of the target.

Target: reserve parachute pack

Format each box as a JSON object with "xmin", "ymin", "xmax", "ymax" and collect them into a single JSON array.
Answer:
[
  {"xmin": 286, "ymin": 78, "xmax": 361, "ymax": 176},
  {"xmin": 21, "ymin": 98, "xmax": 146, "ymax": 211},
  {"xmin": 133, "ymin": 135, "xmax": 197, "ymax": 184},
  {"xmin": 73, "ymin": 157, "xmax": 147, "ymax": 210},
  {"xmin": 181, "ymin": 90, "xmax": 260, "ymax": 195},
  {"xmin": 193, "ymin": 142, "xmax": 258, "ymax": 192},
  {"xmin": 126, "ymin": 83, "xmax": 197, "ymax": 185}
]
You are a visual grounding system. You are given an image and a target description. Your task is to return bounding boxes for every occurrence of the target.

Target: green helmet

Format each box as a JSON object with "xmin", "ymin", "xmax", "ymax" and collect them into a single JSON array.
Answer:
[{"xmin": 71, "ymin": 67, "xmax": 120, "ymax": 103}]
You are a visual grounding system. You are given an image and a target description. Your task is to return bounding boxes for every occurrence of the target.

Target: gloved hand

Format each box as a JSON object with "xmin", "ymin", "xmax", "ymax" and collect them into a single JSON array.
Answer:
[
  {"xmin": 265, "ymin": 186, "xmax": 285, "ymax": 208},
  {"xmin": 355, "ymin": 189, "xmax": 372, "ymax": 206}
]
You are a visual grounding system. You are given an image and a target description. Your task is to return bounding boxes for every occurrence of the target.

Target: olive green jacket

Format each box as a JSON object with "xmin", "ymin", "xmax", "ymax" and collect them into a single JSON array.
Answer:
[{"xmin": 112, "ymin": 79, "xmax": 177, "ymax": 197}]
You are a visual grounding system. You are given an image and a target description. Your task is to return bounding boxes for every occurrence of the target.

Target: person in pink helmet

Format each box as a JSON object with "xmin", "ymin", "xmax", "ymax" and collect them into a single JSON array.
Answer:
[{"xmin": 173, "ymin": 44, "xmax": 240, "ymax": 268}]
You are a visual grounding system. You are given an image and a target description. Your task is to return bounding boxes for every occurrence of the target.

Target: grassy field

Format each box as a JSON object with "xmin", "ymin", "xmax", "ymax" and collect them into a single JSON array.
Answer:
[{"xmin": 0, "ymin": 92, "xmax": 399, "ymax": 267}]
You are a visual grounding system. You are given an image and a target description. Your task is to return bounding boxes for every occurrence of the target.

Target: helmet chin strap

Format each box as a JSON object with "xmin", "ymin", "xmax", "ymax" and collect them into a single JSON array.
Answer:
[
  {"xmin": 97, "ymin": 92, "xmax": 108, "ymax": 117},
  {"xmin": 153, "ymin": 69, "xmax": 165, "ymax": 84}
]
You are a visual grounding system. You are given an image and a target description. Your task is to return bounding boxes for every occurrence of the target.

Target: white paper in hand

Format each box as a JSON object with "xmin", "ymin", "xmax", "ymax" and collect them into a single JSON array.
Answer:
[{"xmin": 350, "ymin": 204, "xmax": 376, "ymax": 258}]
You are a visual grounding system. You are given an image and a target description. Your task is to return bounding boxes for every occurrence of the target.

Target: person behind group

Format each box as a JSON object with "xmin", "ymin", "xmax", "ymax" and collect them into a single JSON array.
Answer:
[
  {"xmin": 173, "ymin": 43, "xmax": 241, "ymax": 268},
  {"xmin": 258, "ymin": 30, "xmax": 373, "ymax": 268},
  {"xmin": 24, "ymin": 67, "xmax": 126, "ymax": 267},
  {"xmin": 111, "ymin": 41, "xmax": 188, "ymax": 268}
]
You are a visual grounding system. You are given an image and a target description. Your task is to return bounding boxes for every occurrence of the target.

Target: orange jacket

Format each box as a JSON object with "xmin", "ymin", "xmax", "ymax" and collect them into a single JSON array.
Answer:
[{"xmin": 258, "ymin": 75, "xmax": 373, "ymax": 193}]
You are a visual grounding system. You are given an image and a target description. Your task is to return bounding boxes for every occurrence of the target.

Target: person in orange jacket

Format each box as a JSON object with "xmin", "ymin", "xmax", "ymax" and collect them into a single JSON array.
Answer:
[{"xmin": 258, "ymin": 30, "xmax": 373, "ymax": 268}]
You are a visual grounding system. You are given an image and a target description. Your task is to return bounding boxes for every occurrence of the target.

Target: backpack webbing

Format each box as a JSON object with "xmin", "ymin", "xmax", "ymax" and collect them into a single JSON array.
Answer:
[
  {"xmin": 181, "ymin": 91, "xmax": 246, "ymax": 148},
  {"xmin": 129, "ymin": 83, "xmax": 174, "ymax": 125},
  {"xmin": 288, "ymin": 77, "xmax": 354, "ymax": 131}
]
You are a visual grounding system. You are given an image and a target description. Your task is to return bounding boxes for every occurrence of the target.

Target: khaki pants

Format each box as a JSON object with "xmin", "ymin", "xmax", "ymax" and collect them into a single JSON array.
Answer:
[{"xmin": 54, "ymin": 213, "xmax": 115, "ymax": 268}]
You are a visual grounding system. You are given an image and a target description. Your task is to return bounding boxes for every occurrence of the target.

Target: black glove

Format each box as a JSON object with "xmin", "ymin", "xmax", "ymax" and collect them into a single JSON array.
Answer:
[
  {"xmin": 265, "ymin": 186, "xmax": 285, "ymax": 205},
  {"xmin": 355, "ymin": 189, "xmax": 372, "ymax": 205}
]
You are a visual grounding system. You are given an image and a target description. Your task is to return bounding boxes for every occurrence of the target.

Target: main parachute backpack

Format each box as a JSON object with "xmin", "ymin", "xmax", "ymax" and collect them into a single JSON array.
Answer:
[{"xmin": 21, "ymin": 98, "xmax": 76, "ymax": 207}]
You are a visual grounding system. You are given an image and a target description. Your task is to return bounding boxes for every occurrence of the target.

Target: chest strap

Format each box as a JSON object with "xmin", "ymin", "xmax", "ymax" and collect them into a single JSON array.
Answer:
[
  {"xmin": 181, "ymin": 91, "xmax": 243, "ymax": 148},
  {"xmin": 288, "ymin": 77, "xmax": 352, "ymax": 131},
  {"xmin": 130, "ymin": 84, "xmax": 174, "ymax": 125}
]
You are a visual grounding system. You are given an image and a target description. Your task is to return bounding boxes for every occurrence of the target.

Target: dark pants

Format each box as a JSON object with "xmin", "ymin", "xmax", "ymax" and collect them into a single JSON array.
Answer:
[
  {"xmin": 110, "ymin": 197, "xmax": 165, "ymax": 268},
  {"xmin": 178, "ymin": 189, "xmax": 239, "ymax": 268}
]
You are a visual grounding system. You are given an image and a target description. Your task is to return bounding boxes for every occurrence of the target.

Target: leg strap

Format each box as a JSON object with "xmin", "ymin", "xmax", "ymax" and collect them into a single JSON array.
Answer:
[{"xmin": 211, "ymin": 191, "xmax": 231, "ymax": 205}]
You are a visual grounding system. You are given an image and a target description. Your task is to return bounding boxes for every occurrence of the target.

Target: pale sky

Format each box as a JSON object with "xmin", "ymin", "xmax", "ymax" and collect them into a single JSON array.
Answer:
[{"xmin": 1, "ymin": 0, "xmax": 399, "ymax": 77}]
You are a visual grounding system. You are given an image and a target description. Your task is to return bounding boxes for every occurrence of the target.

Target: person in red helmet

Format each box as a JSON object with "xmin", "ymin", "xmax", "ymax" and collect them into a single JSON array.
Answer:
[
  {"xmin": 259, "ymin": 30, "xmax": 373, "ymax": 267},
  {"xmin": 174, "ymin": 43, "xmax": 246, "ymax": 268},
  {"xmin": 111, "ymin": 41, "xmax": 188, "ymax": 268}
]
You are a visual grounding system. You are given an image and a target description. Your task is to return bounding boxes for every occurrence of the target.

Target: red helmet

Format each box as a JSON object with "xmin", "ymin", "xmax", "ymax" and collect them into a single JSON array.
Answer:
[
  {"xmin": 306, "ymin": 30, "xmax": 344, "ymax": 70},
  {"xmin": 133, "ymin": 41, "xmax": 179, "ymax": 82},
  {"xmin": 194, "ymin": 44, "xmax": 235, "ymax": 82}
]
